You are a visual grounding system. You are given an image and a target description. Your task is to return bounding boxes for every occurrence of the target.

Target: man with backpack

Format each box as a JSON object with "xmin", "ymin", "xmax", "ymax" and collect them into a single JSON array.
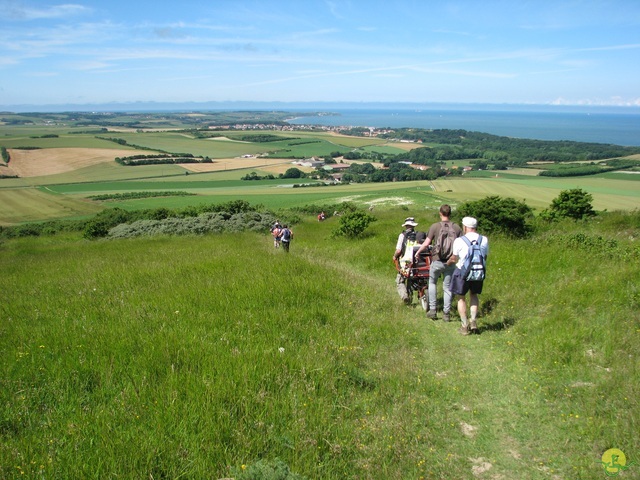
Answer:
[
  {"xmin": 280, "ymin": 224, "xmax": 293, "ymax": 252},
  {"xmin": 448, "ymin": 217, "xmax": 489, "ymax": 335},
  {"xmin": 414, "ymin": 205, "xmax": 462, "ymax": 321},
  {"xmin": 393, "ymin": 217, "xmax": 420, "ymax": 305}
]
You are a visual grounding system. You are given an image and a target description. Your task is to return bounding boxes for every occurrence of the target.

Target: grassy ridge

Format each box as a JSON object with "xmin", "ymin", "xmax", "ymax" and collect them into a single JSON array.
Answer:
[{"xmin": 1, "ymin": 209, "xmax": 638, "ymax": 478}]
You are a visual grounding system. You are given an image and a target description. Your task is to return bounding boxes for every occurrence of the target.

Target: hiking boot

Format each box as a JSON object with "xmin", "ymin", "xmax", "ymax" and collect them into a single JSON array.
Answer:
[
  {"xmin": 442, "ymin": 311, "xmax": 451, "ymax": 322},
  {"xmin": 470, "ymin": 320, "xmax": 478, "ymax": 332},
  {"xmin": 459, "ymin": 325, "xmax": 469, "ymax": 336},
  {"xmin": 403, "ymin": 296, "xmax": 411, "ymax": 305},
  {"xmin": 426, "ymin": 310, "xmax": 437, "ymax": 320}
]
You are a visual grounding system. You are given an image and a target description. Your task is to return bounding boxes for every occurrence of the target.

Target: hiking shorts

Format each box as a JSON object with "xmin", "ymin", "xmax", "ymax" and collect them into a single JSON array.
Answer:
[{"xmin": 451, "ymin": 267, "xmax": 484, "ymax": 296}]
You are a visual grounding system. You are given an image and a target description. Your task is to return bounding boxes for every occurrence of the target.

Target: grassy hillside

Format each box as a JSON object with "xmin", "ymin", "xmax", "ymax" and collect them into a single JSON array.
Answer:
[{"xmin": 1, "ymin": 208, "xmax": 638, "ymax": 479}]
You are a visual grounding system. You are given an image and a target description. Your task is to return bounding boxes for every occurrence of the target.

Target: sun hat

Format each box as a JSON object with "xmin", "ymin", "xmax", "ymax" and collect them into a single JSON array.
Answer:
[
  {"xmin": 462, "ymin": 216, "xmax": 477, "ymax": 228},
  {"xmin": 402, "ymin": 217, "xmax": 418, "ymax": 227}
]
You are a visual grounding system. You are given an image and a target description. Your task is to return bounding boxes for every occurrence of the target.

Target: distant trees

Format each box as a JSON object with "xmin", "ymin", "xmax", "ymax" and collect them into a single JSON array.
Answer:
[
  {"xmin": 115, "ymin": 153, "xmax": 211, "ymax": 166},
  {"xmin": 282, "ymin": 167, "xmax": 305, "ymax": 179},
  {"xmin": 380, "ymin": 128, "xmax": 640, "ymax": 164}
]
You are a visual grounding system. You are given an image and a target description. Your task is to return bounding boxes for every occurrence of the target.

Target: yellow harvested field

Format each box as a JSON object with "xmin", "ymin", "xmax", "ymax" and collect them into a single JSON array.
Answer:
[
  {"xmin": 181, "ymin": 158, "xmax": 300, "ymax": 173},
  {"xmin": 7, "ymin": 148, "xmax": 139, "ymax": 177},
  {"xmin": 382, "ymin": 141, "xmax": 424, "ymax": 151},
  {"xmin": 503, "ymin": 168, "xmax": 543, "ymax": 176}
]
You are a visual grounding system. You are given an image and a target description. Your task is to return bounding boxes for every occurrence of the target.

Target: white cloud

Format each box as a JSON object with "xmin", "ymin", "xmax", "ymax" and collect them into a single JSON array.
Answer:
[{"xmin": 5, "ymin": 3, "xmax": 91, "ymax": 21}]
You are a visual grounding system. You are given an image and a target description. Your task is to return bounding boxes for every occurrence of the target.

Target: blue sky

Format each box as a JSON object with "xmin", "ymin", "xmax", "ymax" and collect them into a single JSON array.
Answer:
[{"xmin": 1, "ymin": 0, "xmax": 639, "ymax": 108}]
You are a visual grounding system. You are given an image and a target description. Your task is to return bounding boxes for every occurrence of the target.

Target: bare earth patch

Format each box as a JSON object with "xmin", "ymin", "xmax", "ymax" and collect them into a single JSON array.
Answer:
[
  {"xmin": 7, "ymin": 148, "xmax": 139, "ymax": 177},
  {"xmin": 469, "ymin": 457, "xmax": 493, "ymax": 477},
  {"xmin": 460, "ymin": 422, "xmax": 477, "ymax": 437}
]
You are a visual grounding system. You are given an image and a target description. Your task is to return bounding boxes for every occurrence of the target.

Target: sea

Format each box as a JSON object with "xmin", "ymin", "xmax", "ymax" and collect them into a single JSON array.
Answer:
[{"xmin": 286, "ymin": 105, "xmax": 640, "ymax": 147}]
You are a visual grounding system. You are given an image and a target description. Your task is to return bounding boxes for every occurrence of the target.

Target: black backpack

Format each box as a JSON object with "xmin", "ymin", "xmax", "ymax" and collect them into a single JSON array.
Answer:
[{"xmin": 434, "ymin": 222, "xmax": 456, "ymax": 261}]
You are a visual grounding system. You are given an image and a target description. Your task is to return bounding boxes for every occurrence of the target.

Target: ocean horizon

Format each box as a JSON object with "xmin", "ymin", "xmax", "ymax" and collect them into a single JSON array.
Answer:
[
  {"xmin": 288, "ymin": 106, "xmax": 640, "ymax": 147},
  {"xmin": 3, "ymin": 101, "xmax": 639, "ymax": 146}
]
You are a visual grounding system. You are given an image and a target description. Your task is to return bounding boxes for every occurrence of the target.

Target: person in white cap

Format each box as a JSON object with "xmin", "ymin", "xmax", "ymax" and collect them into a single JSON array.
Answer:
[
  {"xmin": 447, "ymin": 216, "xmax": 489, "ymax": 335},
  {"xmin": 393, "ymin": 217, "xmax": 419, "ymax": 305}
]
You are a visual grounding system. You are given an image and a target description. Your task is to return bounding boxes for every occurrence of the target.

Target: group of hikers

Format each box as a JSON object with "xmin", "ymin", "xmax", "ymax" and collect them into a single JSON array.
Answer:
[
  {"xmin": 270, "ymin": 221, "xmax": 294, "ymax": 252},
  {"xmin": 393, "ymin": 204, "xmax": 489, "ymax": 336},
  {"xmin": 267, "ymin": 205, "xmax": 488, "ymax": 335}
]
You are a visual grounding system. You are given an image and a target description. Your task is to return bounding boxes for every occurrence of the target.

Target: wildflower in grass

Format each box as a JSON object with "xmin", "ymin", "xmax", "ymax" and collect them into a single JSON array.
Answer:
[{"xmin": 279, "ymin": 347, "xmax": 285, "ymax": 353}]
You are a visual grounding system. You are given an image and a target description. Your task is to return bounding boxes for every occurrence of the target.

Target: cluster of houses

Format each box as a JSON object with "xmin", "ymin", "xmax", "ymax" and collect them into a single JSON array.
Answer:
[{"xmin": 293, "ymin": 156, "xmax": 351, "ymax": 182}]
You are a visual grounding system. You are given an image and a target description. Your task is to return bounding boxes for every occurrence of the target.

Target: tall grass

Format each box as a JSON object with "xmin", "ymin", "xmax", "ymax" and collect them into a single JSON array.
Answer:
[{"xmin": 1, "ymin": 209, "xmax": 638, "ymax": 479}]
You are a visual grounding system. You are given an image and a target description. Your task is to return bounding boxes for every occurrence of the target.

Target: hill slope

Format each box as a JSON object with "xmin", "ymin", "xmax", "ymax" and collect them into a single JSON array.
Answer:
[{"xmin": 1, "ymin": 210, "xmax": 638, "ymax": 479}]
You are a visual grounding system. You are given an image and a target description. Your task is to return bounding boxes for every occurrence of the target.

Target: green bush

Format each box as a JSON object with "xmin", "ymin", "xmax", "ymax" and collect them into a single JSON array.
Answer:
[
  {"xmin": 456, "ymin": 196, "xmax": 533, "ymax": 238},
  {"xmin": 332, "ymin": 210, "xmax": 377, "ymax": 239},
  {"xmin": 540, "ymin": 188, "xmax": 596, "ymax": 221}
]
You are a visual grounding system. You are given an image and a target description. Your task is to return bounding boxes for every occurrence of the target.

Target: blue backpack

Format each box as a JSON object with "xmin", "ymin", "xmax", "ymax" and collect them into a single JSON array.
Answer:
[{"xmin": 461, "ymin": 235, "xmax": 486, "ymax": 281}]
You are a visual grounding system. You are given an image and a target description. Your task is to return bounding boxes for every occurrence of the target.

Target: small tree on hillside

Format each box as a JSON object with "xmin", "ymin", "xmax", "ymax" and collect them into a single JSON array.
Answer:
[
  {"xmin": 457, "ymin": 196, "xmax": 533, "ymax": 238},
  {"xmin": 541, "ymin": 188, "xmax": 596, "ymax": 221},
  {"xmin": 332, "ymin": 210, "xmax": 376, "ymax": 239}
]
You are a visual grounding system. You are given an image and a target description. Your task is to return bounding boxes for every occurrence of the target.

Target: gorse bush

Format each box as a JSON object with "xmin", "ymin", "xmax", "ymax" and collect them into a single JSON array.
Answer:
[{"xmin": 108, "ymin": 212, "xmax": 277, "ymax": 238}]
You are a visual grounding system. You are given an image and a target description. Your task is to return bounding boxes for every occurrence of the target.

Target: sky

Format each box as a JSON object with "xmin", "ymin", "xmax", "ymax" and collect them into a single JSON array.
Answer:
[{"xmin": 1, "ymin": 0, "xmax": 640, "ymax": 109}]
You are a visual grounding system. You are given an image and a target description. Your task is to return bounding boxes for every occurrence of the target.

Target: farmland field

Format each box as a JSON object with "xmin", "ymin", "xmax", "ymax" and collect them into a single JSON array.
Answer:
[{"xmin": 2, "ymin": 118, "xmax": 640, "ymax": 225}]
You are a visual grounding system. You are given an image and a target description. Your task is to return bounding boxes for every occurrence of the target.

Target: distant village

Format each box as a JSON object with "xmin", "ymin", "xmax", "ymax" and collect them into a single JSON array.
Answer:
[{"xmin": 208, "ymin": 122, "xmax": 403, "ymax": 139}]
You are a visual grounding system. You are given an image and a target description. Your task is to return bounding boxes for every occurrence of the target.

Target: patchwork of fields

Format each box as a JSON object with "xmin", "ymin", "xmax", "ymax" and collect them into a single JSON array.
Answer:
[{"xmin": 1, "ymin": 123, "xmax": 639, "ymax": 226}]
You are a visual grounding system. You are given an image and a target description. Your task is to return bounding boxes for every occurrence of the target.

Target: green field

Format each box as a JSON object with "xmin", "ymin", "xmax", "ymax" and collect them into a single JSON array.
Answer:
[
  {"xmin": 2, "ymin": 209, "xmax": 638, "ymax": 478},
  {"xmin": 2, "ymin": 121, "xmax": 640, "ymax": 226}
]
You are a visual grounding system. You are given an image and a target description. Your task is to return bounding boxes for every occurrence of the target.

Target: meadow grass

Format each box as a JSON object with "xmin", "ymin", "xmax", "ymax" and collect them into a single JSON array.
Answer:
[
  {"xmin": 1, "ymin": 209, "xmax": 638, "ymax": 479},
  {"xmin": 0, "ymin": 135, "xmax": 134, "ymax": 150},
  {"xmin": 0, "ymin": 188, "xmax": 104, "ymax": 225}
]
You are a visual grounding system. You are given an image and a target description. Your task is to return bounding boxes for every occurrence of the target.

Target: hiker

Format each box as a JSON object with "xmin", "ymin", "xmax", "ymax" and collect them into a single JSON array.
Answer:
[
  {"xmin": 280, "ymin": 224, "xmax": 293, "ymax": 252},
  {"xmin": 393, "ymin": 217, "xmax": 420, "ymax": 305},
  {"xmin": 448, "ymin": 217, "xmax": 489, "ymax": 335},
  {"xmin": 270, "ymin": 221, "xmax": 282, "ymax": 248},
  {"xmin": 317, "ymin": 211, "xmax": 326, "ymax": 221},
  {"xmin": 414, "ymin": 204, "xmax": 462, "ymax": 321}
]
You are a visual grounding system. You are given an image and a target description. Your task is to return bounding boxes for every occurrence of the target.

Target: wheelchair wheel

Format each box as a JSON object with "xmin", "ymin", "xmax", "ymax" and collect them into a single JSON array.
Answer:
[{"xmin": 420, "ymin": 294, "xmax": 428, "ymax": 311}]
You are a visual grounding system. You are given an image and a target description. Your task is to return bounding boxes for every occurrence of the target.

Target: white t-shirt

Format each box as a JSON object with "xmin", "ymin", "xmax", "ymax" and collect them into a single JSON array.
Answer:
[{"xmin": 452, "ymin": 232, "xmax": 489, "ymax": 269}]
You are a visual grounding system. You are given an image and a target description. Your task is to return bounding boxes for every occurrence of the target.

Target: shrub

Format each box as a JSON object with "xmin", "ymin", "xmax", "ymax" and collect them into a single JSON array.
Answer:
[
  {"xmin": 332, "ymin": 210, "xmax": 377, "ymax": 239},
  {"xmin": 540, "ymin": 188, "xmax": 596, "ymax": 221},
  {"xmin": 107, "ymin": 212, "xmax": 277, "ymax": 239},
  {"xmin": 456, "ymin": 196, "xmax": 533, "ymax": 238}
]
